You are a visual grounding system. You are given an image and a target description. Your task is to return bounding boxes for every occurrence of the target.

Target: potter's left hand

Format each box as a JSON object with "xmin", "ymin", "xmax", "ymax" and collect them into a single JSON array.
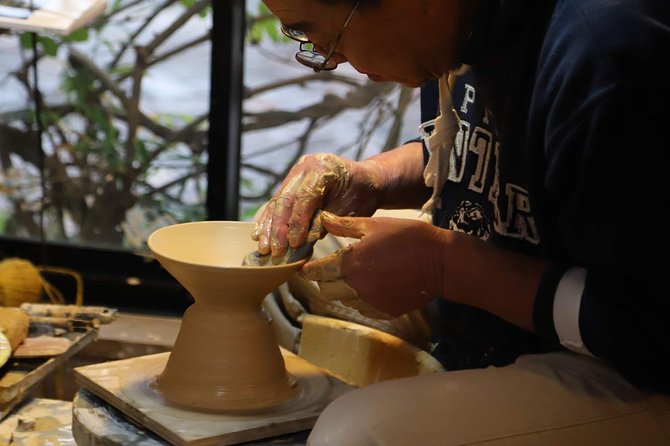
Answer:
[{"xmin": 301, "ymin": 211, "xmax": 450, "ymax": 318}]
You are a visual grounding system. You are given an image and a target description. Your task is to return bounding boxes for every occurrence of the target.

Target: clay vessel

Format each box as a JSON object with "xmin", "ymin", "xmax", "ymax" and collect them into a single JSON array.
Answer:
[{"xmin": 147, "ymin": 221, "xmax": 305, "ymax": 412}]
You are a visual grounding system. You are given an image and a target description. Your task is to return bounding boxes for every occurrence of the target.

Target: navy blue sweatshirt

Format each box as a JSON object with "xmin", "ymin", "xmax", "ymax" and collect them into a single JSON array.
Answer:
[{"xmin": 422, "ymin": 0, "xmax": 670, "ymax": 392}]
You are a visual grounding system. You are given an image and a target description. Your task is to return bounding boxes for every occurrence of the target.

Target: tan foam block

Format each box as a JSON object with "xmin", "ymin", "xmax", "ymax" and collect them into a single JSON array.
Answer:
[{"xmin": 299, "ymin": 314, "xmax": 443, "ymax": 387}]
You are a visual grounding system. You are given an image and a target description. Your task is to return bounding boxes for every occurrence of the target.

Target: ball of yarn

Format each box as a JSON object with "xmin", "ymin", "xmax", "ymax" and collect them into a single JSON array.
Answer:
[{"xmin": 0, "ymin": 258, "xmax": 43, "ymax": 307}]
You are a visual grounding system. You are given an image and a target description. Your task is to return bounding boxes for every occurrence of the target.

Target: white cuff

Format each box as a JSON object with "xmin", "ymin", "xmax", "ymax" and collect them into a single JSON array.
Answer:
[{"xmin": 552, "ymin": 267, "xmax": 594, "ymax": 357}]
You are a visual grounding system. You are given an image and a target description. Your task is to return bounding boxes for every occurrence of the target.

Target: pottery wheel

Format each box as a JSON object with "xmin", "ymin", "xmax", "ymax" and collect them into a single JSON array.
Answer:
[
  {"xmin": 72, "ymin": 389, "xmax": 312, "ymax": 446},
  {"xmin": 73, "ymin": 350, "xmax": 352, "ymax": 446},
  {"xmin": 72, "ymin": 388, "xmax": 168, "ymax": 446}
]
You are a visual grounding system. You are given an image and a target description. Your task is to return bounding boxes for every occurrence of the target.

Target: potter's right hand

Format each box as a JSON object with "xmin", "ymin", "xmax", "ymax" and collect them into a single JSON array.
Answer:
[{"xmin": 252, "ymin": 153, "xmax": 383, "ymax": 258}]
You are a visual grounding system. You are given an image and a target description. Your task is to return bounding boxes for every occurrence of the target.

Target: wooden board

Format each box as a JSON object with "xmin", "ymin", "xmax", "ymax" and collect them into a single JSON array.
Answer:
[
  {"xmin": 73, "ymin": 350, "xmax": 352, "ymax": 446},
  {"xmin": 0, "ymin": 0, "xmax": 107, "ymax": 35},
  {"xmin": 73, "ymin": 389, "xmax": 168, "ymax": 446},
  {"xmin": 72, "ymin": 389, "xmax": 312, "ymax": 446},
  {"xmin": 0, "ymin": 328, "xmax": 97, "ymax": 420}
]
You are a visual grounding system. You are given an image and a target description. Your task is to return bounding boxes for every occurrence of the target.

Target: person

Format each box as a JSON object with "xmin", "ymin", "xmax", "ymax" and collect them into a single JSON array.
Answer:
[{"xmin": 253, "ymin": 0, "xmax": 670, "ymax": 444}]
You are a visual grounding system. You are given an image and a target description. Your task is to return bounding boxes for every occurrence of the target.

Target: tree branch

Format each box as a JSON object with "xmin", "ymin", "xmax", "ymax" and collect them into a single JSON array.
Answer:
[
  {"xmin": 150, "ymin": 32, "xmax": 210, "ymax": 67},
  {"xmin": 107, "ymin": 0, "xmax": 180, "ymax": 70},
  {"xmin": 68, "ymin": 48, "xmax": 129, "ymax": 108},
  {"xmin": 245, "ymin": 72, "xmax": 361, "ymax": 98},
  {"xmin": 244, "ymin": 81, "xmax": 394, "ymax": 131},
  {"xmin": 144, "ymin": 0, "xmax": 210, "ymax": 55}
]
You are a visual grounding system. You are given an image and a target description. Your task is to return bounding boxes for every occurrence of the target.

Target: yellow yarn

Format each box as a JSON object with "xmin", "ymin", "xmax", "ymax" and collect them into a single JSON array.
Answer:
[
  {"xmin": 0, "ymin": 258, "xmax": 42, "ymax": 307},
  {"xmin": 0, "ymin": 258, "xmax": 84, "ymax": 307},
  {"xmin": 38, "ymin": 266, "xmax": 84, "ymax": 306}
]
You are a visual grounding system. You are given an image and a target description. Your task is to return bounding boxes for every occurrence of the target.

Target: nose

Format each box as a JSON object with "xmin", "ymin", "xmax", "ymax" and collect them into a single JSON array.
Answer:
[
  {"xmin": 313, "ymin": 44, "xmax": 329, "ymax": 56},
  {"xmin": 313, "ymin": 42, "xmax": 347, "ymax": 62},
  {"xmin": 330, "ymin": 51, "xmax": 348, "ymax": 64}
]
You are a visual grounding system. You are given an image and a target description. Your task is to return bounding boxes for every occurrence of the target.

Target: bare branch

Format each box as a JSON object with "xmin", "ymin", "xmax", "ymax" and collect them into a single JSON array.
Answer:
[
  {"xmin": 144, "ymin": 0, "xmax": 210, "ymax": 55},
  {"xmin": 381, "ymin": 86, "xmax": 416, "ymax": 152},
  {"xmin": 107, "ymin": 0, "xmax": 180, "ymax": 70},
  {"xmin": 243, "ymin": 135, "xmax": 305, "ymax": 160},
  {"xmin": 245, "ymin": 72, "xmax": 361, "ymax": 98},
  {"xmin": 93, "ymin": 0, "xmax": 145, "ymax": 27},
  {"xmin": 241, "ymin": 163, "xmax": 282, "ymax": 181},
  {"xmin": 68, "ymin": 48, "xmax": 129, "ymax": 107},
  {"xmin": 244, "ymin": 81, "xmax": 394, "ymax": 131},
  {"xmin": 247, "ymin": 12, "xmax": 275, "ymax": 30},
  {"xmin": 257, "ymin": 117, "xmax": 320, "ymax": 198},
  {"xmin": 137, "ymin": 166, "xmax": 205, "ymax": 196},
  {"xmin": 123, "ymin": 47, "xmax": 149, "ymax": 182},
  {"xmin": 150, "ymin": 32, "xmax": 211, "ymax": 67}
]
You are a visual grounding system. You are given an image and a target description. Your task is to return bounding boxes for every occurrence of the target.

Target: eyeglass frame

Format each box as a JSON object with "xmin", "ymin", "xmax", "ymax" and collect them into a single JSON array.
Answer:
[{"xmin": 280, "ymin": 0, "xmax": 361, "ymax": 72}]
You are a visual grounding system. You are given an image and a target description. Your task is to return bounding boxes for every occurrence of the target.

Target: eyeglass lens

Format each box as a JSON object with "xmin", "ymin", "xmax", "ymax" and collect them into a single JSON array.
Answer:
[
  {"xmin": 281, "ymin": 25, "xmax": 308, "ymax": 42},
  {"xmin": 295, "ymin": 51, "xmax": 337, "ymax": 70}
]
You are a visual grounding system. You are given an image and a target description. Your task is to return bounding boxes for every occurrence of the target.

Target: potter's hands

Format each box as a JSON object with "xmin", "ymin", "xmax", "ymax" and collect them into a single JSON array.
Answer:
[
  {"xmin": 252, "ymin": 153, "xmax": 384, "ymax": 257},
  {"xmin": 301, "ymin": 211, "xmax": 450, "ymax": 318},
  {"xmin": 303, "ymin": 210, "xmax": 552, "ymax": 332}
]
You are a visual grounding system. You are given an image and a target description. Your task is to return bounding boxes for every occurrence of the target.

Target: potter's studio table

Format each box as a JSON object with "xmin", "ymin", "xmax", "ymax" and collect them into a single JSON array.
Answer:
[
  {"xmin": 0, "ymin": 304, "xmax": 117, "ymax": 444},
  {"xmin": 0, "ymin": 328, "xmax": 97, "ymax": 446},
  {"xmin": 0, "ymin": 303, "xmax": 117, "ymax": 421},
  {"xmin": 0, "ymin": 327, "xmax": 97, "ymax": 420}
]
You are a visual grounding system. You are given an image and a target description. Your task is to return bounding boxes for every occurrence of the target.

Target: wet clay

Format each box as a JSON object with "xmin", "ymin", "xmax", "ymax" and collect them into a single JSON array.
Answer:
[
  {"xmin": 147, "ymin": 221, "xmax": 307, "ymax": 412},
  {"xmin": 244, "ymin": 210, "xmax": 323, "ymax": 266}
]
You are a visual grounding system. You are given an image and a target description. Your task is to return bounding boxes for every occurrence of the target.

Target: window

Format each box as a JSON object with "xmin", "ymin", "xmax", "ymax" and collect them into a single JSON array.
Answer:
[
  {"xmin": 0, "ymin": 0, "xmax": 419, "ymax": 314},
  {"xmin": 0, "ymin": 0, "xmax": 220, "ymax": 313}
]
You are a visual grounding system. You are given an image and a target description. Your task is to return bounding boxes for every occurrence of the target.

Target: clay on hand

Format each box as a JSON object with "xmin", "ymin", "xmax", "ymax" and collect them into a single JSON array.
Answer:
[{"xmin": 244, "ymin": 211, "xmax": 324, "ymax": 266}]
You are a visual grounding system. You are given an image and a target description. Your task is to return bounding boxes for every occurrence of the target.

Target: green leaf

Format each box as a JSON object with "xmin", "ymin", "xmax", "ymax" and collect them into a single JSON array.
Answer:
[
  {"xmin": 197, "ymin": 5, "xmax": 211, "ymax": 18},
  {"xmin": 261, "ymin": 19, "xmax": 279, "ymax": 41},
  {"xmin": 247, "ymin": 16, "xmax": 283, "ymax": 43},
  {"xmin": 89, "ymin": 107, "xmax": 107, "ymax": 127},
  {"xmin": 257, "ymin": 3, "xmax": 271, "ymax": 14},
  {"xmin": 247, "ymin": 26, "xmax": 263, "ymax": 45},
  {"xmin": 110, "ymin": 0, "xmax": 123, "ymax": 13},
  {"xmin": 39, "ymin": 36, "xmax": 59, "ymax": 57},
  {"xmin": 74, "ymin": 140, "xmax": 89, "ymax": 153},
  {"xmin": 64, "ymin": 28, "xmax": 89, "ymax": 42},
  {"xmin": 246, "ymin": 3, "xmax": 285, "ymax": 44},
  {"xmin": 109, "ymin": 65, "xmax": 133, "ymax": 77},
  {"xmin": 44, "ymin": 110, "xmax": 62, "ymax": 125},
  {"xmin": 136, "ymin": 140, "xmax": 149, "ymax": 164},
  {"xmin": 19, "ymin": 33, "xmax": 33, "ymax": 50}
]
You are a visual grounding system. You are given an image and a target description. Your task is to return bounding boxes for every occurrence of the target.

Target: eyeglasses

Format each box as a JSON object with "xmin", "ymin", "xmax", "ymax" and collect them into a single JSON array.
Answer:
[{"xmin": 280, "ymin": 1, "xmax": 360, "ymax": 72}]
